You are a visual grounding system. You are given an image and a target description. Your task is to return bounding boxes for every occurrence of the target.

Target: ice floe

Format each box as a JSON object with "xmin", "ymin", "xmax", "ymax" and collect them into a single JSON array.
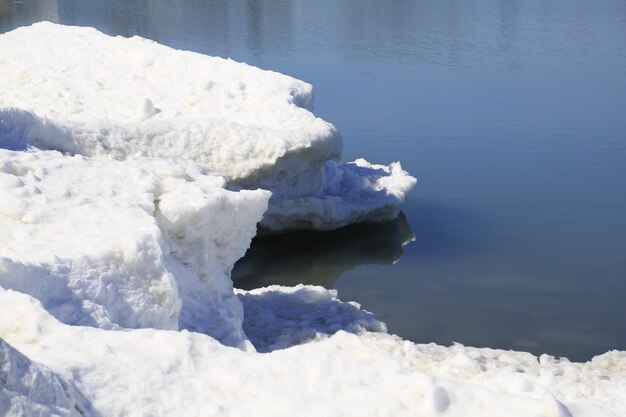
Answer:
[{"xmin": 0, "ymin": 22, "xmax": 415, "ymax": 232}]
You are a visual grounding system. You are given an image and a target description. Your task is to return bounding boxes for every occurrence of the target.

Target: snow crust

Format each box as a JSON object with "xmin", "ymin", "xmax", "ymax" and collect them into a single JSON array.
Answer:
[
  {"xmin": 0, "ymin": 22, "xmax": 415, "ymax": 232},
  {"xmin": 0, "ymin": 149, "xmax": 269, "ymax": 348},
  {"xmin": 1, "ymin": 288, "xmax": 625, "ymax": 417}
]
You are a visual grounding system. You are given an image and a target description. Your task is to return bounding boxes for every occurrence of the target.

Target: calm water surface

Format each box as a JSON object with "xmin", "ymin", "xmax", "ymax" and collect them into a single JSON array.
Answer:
[{"xmin": 2, "ymin": 0, "xmax": 625, "ymax": 361}]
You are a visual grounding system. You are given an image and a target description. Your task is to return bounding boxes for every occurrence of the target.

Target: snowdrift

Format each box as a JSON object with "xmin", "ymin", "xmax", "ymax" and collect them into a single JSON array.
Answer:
[{"xmin": 0, "ymin": 22, "xmax": 415, "ymax": 232}]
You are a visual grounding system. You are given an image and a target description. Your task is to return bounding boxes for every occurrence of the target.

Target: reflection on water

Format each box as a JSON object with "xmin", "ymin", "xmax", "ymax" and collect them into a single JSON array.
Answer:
[
  {"xmin": 0, "ymin": 0, "xmax": 297, "ymax": 59},
  {"xmin": 401, "ymin": 199, "xmax": 486, "ymax": 260},
  {"xmin": 3, "ymin": 0, "xmax": 626, "ymax": 74},
  {"xmin": 233, "ymin": 213, "xmax": 414, "ymax": 290}
]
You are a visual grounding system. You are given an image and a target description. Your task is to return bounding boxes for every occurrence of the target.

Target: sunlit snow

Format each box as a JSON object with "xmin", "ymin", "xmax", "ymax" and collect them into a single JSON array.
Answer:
[
  {"xmin": 0, "ymin": 22, "xmax": 415, "ymax": 232},
  {"xmin": 0, "ymin": 23, "xmax": 624, "ymax": 417}
]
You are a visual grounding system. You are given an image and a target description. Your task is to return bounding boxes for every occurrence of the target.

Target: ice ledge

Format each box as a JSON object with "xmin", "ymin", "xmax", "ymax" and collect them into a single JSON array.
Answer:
[
  {"xmin": 0, "ymin": 23, "xmax": 415, "ymax": 232},
  {"xmin": 260, "ymin": 159, "xmax": 417, "ymax": 232}
]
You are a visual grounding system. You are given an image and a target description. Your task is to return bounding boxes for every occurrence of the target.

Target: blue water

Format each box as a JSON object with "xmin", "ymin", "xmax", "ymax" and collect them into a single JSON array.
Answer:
[{"xmin": 2, "ymin": 0, "xmax": 625, "ymax": 361}]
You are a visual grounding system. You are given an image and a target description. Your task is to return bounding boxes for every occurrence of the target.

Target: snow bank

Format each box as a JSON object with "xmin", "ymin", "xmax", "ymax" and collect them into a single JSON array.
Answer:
[
  {"xmin": 0, "ymin": 22, "xmax": 415, "ymax": 231},
  {"xmin": 0, "ymin": 149, "xmax": 269, "ymax": 347},
  {"xmin": 1, "ymin": 288, "xmax": 625, "ymax": 417}
]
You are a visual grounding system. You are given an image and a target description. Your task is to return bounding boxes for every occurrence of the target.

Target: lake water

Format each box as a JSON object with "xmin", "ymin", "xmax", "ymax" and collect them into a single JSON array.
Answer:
[{"xmin": 2, "ymin": 0, "xmax": 625, "ymax": 362}]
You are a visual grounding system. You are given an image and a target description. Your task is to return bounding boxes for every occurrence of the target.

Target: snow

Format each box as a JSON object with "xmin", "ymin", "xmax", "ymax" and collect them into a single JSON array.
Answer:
[
  {"xmin": 0, "ymin": 149, "xmax": 269, "ymax": 348},
  {"xmin": 262, "ymin": 158, "xmax": 417, "ymax": 231},
  {"xmin": 237, "ymin": 285, "xmax": 386, "ymax": 352},
  {"xmin": 0, "ymin": 338, "xmax": 87, "ymax": 417},
  {"xmin": 0, "ymin": 22, "xmax": 624, "ymax": 417},
  {"xmin": 1, "ymin": 289, "xmax": 625, "ymax": 417},
  {"xmin": 0, "ymin": 22, "xmax": 415, "ymax": 232}
]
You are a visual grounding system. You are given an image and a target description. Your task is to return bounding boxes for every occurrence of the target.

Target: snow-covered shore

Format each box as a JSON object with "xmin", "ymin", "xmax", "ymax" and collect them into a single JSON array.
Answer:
[
  {"xmin": 2, "ymin": 287, "xmax": 625, "ymax": 417},
  {"xmin": 1, "ymin": 23, "xmax": 625, "ymax": 417}
]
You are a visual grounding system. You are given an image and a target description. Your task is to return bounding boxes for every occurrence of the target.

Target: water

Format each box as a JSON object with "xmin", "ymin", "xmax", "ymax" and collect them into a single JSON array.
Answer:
[{"xmin": 2, "ymin": 0, "xmax": 625, "ymax": 362}]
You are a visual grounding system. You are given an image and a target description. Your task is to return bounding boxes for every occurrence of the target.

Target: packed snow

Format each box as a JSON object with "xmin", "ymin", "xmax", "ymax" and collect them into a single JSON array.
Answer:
[
  {"xmin": 1, "ymin": 289, "xmax": 625, "ymax": 417},
  {"xmin": 0, "ymin": 149, "xmax": 269, "ymax": 348},
  {"xmin": 0, "ymin": 338, "xmax": 88, "ymax": 417},
  {"xmin": 237, "ymin": 285, "xmax": 386, "ymax": 352},
  {"xmin": 262, "ymin": 158, "xmax": 417, "ymax": 231},
  {"xmin": 0, "ymin": 22, "xmax": 415, "ymax": 232},
  {"xmin": 0, "ymin": 22, "xmax": 624, "ymax": 417}
]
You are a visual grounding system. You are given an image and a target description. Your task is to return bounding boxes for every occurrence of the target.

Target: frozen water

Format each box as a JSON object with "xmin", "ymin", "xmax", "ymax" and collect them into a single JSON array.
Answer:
[
  {"xmin": 0, "ymin": 149, "xmax": 269, "ymax": 348},
  {"xmin": 0, "ymin": 22, "xmax": 415, "ymax": 232}
]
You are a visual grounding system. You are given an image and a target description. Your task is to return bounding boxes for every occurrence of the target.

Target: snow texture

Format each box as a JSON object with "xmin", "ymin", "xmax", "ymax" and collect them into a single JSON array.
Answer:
[
  {"xmin": 0, "ymin": 22, "xmax": 415, "ymax": 232},
  {"xmin": 0, "ymin": 337, "xmax": 88, "ymax": 417},
  {"xmin": 261, "ymin": 158, "xmax": 417, "ymax": 232},
  {"xmin": 0, "ymin": 149, "xmax": 269, "ymax": 348},
  {"xmin": 1, "ymin": 289, "xmax": 625, "ymax": 417},
  {"xmin": 238, "ymin": 285, "xmax": 386, "ymax": 352}
]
